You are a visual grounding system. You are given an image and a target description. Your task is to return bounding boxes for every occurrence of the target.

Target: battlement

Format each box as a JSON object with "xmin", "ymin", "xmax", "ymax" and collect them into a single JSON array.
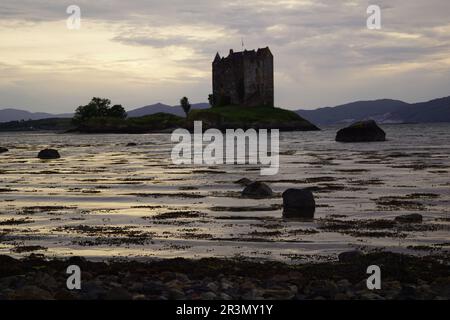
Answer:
[{"xmin": 212, "ymin": 47, "xmax": 274, "ymax": 107}]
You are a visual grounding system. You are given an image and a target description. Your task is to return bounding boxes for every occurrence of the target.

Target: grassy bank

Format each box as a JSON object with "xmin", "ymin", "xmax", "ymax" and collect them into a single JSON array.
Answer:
[
  {"xmin": 188, "ymin": 105, "xmax": 320, "ymax": 131},
  {"xmin": 74, "ymin": 113, "xmax": 185, "ymax": 133}
]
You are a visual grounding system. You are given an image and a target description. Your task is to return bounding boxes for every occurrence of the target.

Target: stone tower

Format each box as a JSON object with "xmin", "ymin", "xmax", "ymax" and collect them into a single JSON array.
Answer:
[{"xmin": 212, "ymin": 47, "xmax": 274, "ymax": 107}]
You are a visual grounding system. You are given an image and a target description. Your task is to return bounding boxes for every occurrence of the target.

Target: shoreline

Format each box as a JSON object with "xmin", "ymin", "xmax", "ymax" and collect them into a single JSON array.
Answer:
[{"xmin": 0, "ymin": 252, "xmax": 448, "ymax": 300}]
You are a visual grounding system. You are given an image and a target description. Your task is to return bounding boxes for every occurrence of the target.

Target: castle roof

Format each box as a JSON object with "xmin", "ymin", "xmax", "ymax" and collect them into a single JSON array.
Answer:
[{"xmin": 213, "ymin": 47, "xmax": 272, "ymax": 64}]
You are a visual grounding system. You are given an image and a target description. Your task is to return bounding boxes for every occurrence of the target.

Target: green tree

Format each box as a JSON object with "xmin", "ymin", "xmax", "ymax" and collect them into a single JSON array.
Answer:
[
  {"xmin": 180, "ymin": 97, "xmax": 191, "ymax": 117},
  {"xmin": 73, "ymin": 97, "xmax": 126, "ymax": 124}
]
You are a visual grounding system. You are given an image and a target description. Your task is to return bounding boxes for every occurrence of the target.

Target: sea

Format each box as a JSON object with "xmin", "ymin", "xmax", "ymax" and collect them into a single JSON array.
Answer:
[{"xmin": 0, "ymin": 123, "xmax": 449, "ymax": 262}]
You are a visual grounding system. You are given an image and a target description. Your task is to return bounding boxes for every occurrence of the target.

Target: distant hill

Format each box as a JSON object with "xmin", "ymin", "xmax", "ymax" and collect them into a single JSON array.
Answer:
[
  {"xmin": 0, "ymin": 103, "xmax": 210, "ymax": 123},
  {"xmin": 0, "ymin": 118, "xmax": 74, "ymax": 132},
  {"xmin": 296, "ymin": 97, "xmax": 450, "ymax": 125},
  {"xmin": 0, "ymin": 108, "xmax": 72, "ymax": 123},
  {"xmin": 2, "ymin": 96, "xmax": 449, "ymax": 126},
  {"xmin": 127, "ymin": 103, "xmax": 210, "ymax": 118},
  {"xmin": 388, "ymin": 97, "xmax": 450, "ymax": 123}
]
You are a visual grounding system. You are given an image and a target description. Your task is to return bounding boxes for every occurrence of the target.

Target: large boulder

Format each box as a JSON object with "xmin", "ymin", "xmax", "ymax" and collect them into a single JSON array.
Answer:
[
  {"xmin": 242, "ymin": 182, "xmax": 273, "ymax": 198},
  {"xmin": 336, "ymin": 120, "xmax": 386, "ymax": 142},
  {"xmin": 282, "ymin": 188, "xmax": 315, "ymax": 219},
  {"xmin": 0, "ymin": 147, "xmax": 8, "ymax": 153},
  {"xmin": 38, "ymin": 149, "xmax": 61, "ymax": 159}
]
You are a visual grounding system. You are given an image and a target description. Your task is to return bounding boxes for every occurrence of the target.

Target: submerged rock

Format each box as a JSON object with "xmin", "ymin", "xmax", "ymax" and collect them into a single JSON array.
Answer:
[
  {"xmin": 126, "ymin": 143, "xmax": 137, "ymax": 147},
  {"xmin": 38, "ymin": 149, "xmax": 60, "ymax": 159},
  {"xmin": 242, "ymin": 182, "xmax": 273, "ymax": 198},
  {"xmin": 336, "ymin": 120, "xmax": 386, "ymax": 142},
  {"xmin": 0, "ymin": 147, "xmax": 8, "ymax": 153},
  {"xmin": 282, "ymin": 189, "xmax": 315, "ymax": 219},
  {"xmin": 395, "ymin": 214, "xmax": 423, "ymax": 224},
  {"xmin": 235, "ymin": 178, "xmax": 252, "ymax": 186}
]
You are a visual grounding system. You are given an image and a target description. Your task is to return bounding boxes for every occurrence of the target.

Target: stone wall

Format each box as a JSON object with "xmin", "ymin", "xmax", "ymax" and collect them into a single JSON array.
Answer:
[{"xmin": 212, "ymin": 47, "xmax": 274, "ymax": 107}]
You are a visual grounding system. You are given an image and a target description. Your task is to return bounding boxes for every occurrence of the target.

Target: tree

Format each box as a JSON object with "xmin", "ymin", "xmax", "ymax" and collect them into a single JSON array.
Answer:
[
  {"xmin": 73, "ymin": 97, "xmax": 126, "ymax": 124},
  {"xmin": 208, "ymin": 94, "xmax": 215, "ymax": 107},
  {"xmin": 109, "ymin": 104, "xmax": 127, "ymax": 119},
  {"xmin": 180, "ymin": 97, "xmax": 191, "ymax": 117}
]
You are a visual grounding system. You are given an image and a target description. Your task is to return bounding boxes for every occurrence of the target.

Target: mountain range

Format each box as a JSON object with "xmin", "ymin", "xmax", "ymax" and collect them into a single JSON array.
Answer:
[
  {"xmin": 295, "ymin": 96, "xmax": 450, "ymax": 125},
  {"xmin": 126, "ymin": 103, "xmax": 210, "ymax": 118},
  {"xmin": 1, "ymin": 96, "xmax": 449, "ymax": 126},
  {"xmin": 0, "ymin": 103, "xmax": 210, "ymax": 123}
]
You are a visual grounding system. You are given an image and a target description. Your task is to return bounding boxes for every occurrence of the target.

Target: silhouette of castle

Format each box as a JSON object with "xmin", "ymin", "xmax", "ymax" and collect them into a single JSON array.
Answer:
[{"xmin": 212, "ymin": 47, "xmax": 274, "ymax": 107}]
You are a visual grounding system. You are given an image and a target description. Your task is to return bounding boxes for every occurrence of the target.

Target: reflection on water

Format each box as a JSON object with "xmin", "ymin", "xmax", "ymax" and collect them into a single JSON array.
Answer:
[{"xmin": 0, "ymin": 123, "xmax": 449, "ymax": 262}]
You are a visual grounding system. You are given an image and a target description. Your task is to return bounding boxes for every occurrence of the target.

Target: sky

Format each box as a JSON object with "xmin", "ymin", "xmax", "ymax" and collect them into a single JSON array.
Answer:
[{"xmin": 0, "ymin": 0, "xmax": 449, "ymax": 113}]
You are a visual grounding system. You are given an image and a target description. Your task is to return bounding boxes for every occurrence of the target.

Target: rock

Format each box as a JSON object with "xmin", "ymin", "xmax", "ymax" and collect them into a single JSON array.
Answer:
[
  {"xmin": 336, "ymin": 279, "xmax": 352, "ymax": 292},
  {"xmin": 220, "ymin": 279, "xmax": 233, "ymax": 290},
  {"xmin": 104, "ymin": 287, "xmax": 132, "ymax": 300},
  {"xmin": 201, "ymin": 291, "xmax": 217, "ymax": 300},
  {"xmin": 242, "ymin": 181, "xmax": 273, "ymax": 198},
  {"xmin": 219, "ymin": 293, "xmax": 232, "ymax": 300},
  {"xmin": 38, "ymin": 149, "xmax": 60, "ymax": 159},
  {"xmin": 0, "ymin": 147, "xmax": 8, "ymax": 153},
  {"xmin": 34, "ymin": 272, "xmax": 58, "ymax": 290},
  {"xmin": 142, "ymin": 280, "xmax": 166, "ymax": 295},
  {"xmin": 54, "ymin": 289, "xmax": 77, "ymax": 300},
  {"xmin": 174, "ymin": 272, "xmax": 190, "ymax": 282},
  {"xmin": 359, "ymin": 293, "xmax": 385, "ymax": 300},
  {"xmin": 338, "ymin": 250, "xmax": 364, "ymax": 263},
  {"xmin": 206, "ymin": 282, "xmax": 219, "ymax": 292},
  {"xmin": 262, "ymin": 289, "xmax": 296, "ymax": 300},
  {"xmin": 235, "ymin": 178, "xmax": 252, "ymax": 186},
  {"xmin": 282, "ymin": 189, "xmax": 315, "ymax": 219},
  {"xmin": 307, "ymin": 280, "xmax": 338, "ymax": 298},
  {"xmin": 168, "ymin": 289, "xmax": 185, "ymax": 300},
  {"xmin": 334, "ymin": 292, "xmax": 351, "ymax": 300},
  {"xmin": 431, "ymin": 277, "xmax": 450, "ymax": 296},
  {"xmin": 400, "ymin": 284, "xmax": 417, "ymax": 298},
  {"xmin": 10, "ymin": 285, "xmax": 53, "ymax": 300},
  {"xmin": 82, "ymin": 280, "xmax": 107, "ymax": 299},
  {"xmin": 129, "ymin": 282, "xmax": 144, "ymax": 292},
  {"xmin": 126, "ymin": 143, "xmax": 137, "ymax": 147},
  {"xmin": 395, "ymin": 214, "xmax": 423, "ymax": 223},
  {"xmin": 336, "ymin": 120, "xmax": 386, "ymax": 142}
]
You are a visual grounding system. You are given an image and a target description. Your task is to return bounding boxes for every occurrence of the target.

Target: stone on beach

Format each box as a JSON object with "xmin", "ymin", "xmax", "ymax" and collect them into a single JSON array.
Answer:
[
  {"xmin": 395, "ymin": 214, "xmax": 423, "ymax": 224},
  {"xmin": 0, "ymin": 147, "xmax": 8, "ymax": 153},
  {"xmin": 126, "ymin": 143, "xmax": 137, "ymax": 147},
  {"xmin": 38, "ymin": 149, "xmax": 60, "ymax": 159},
  {"xmin": 242, "ymin": 181, "xmax": 273, "ymax": 198},
  {"xmin": 282, "ymin": 188, "xmax": 315, "ymax": 219},
  {"xmin": 336, "ymin": 120, "xmax": 386, "ymax": 142}
]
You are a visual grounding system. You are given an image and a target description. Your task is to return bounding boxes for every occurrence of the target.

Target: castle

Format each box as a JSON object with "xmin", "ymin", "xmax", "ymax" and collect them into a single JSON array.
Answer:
[{"xmin": 212, "ymin": 47, "xmax": 274, "ymax": 108}]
